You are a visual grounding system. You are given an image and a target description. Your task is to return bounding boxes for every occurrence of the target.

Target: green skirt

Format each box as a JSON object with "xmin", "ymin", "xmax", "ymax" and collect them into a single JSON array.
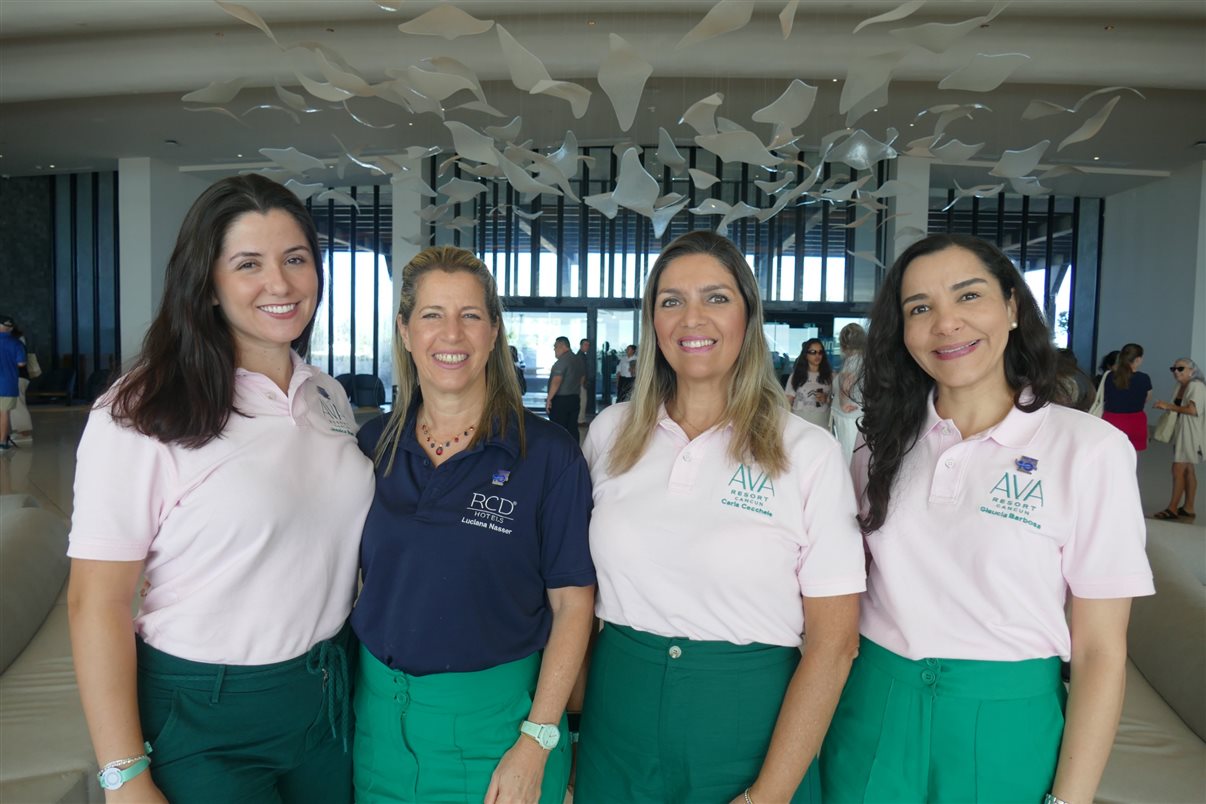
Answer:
[
  {"xmin": 353, "ymin": 646, "xmax": 569, "ymax": 803},
  {"xmin": 821, "ymin": 637, "xmax": 1066, "ymax": 803},
  {"xmin": 575, "ymin": 622, "xmax": 820, "ymax": 803}
]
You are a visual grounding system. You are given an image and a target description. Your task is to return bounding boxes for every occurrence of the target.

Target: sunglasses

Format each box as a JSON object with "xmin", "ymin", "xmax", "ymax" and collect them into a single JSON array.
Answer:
[
  {"xmin": 806, "ymin": 350, "xmax": 823, "ymax": 355},
  {"xmin": 1170, "ymin": 366, "xmax": 1187, "ymax": 372}
]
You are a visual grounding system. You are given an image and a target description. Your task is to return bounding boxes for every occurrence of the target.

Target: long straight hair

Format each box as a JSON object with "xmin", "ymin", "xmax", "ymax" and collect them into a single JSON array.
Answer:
[
  {"xmin": 607, "ymin": 230, "xmax": 788, "ymax": 477},
  {"xmin": 858, "ymin": 233, "xmax": 1058, "ymax": 534},
  {"xmin": 790, "ymin": 338, "xmax": 833, "ymax": 389},
  {"xmin": 374, "ymin": 246, "xmax": 525, "ymax": 475},
  {"xmin": 109, "ymin": 175, "xmax": 323, "ymax": 448},
  {"xmin": 1112, "ymin": 342, "xmax": 1143, "ymax": 390}
]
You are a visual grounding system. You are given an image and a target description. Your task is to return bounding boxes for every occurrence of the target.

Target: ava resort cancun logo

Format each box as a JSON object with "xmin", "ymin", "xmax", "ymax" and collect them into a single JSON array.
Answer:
[
  {"xmin": 723, "ymin": 463, "xmax": 776, "ymax": 518},
  {"xmin": 980, "ymin": 462, "xmax": 1045, "ymax": 530}
]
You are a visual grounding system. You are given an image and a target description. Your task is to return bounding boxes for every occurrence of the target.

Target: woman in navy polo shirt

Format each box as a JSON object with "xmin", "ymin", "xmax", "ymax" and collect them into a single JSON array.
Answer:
[{"xmin": 352, "ymin": 246, "xmax": 596, "ymax": 803}]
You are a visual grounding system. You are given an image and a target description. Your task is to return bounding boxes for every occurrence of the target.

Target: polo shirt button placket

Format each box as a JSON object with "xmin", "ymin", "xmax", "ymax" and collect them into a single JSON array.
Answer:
[{"xmin": 668, "ymin": 645, "xmax": 682, "ymax": 659}]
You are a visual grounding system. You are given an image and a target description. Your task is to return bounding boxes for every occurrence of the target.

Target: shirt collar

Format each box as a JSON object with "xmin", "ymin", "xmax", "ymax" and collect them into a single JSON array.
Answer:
[
  {"xmin": 921, "ymin": 387, "xmax": 1045, "ymax": 448},
  {"xmin": 655, "ymin": 403, "xmax": 734, "ymax": 440},
  {"xmin": 234, "ymin": 351, "xmax": 313, "ymax": 395}
]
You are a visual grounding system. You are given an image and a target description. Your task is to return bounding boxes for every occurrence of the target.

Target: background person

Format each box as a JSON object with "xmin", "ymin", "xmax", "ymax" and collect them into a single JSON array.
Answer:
[
  {"xmin": 67, "ymin": 175, "xmax": 373, "ymax": 803},
  {"xmin": 821, "ymin": 234, "xmax": 1153, "ymax": 804},
  {"xmin": 575, "ymin": 231, "xmax": 864, "ymax": 804},
  {"xmin": 1102, "ymin": 342, "xmax": 1153, "ymax": 451},
  {"xmin": 785, "ymin": 338, "xmax": 833, "ymax": 429},
  {"xmin": 577, "ymin": 338, "xmax": 593, "ymax": 424},
  {"xmin": 615, "ymin": 343, "xmax": 636, "ymax": 402},
  {"xmin": 0, "ymin": 314, "xmax": 27, "ymax": 451},
  {"xmin": 546, "ymin": 335, "xmax": 583, "ymax": 436},
  {"xmin": 353, "ymin": 246, "xmax": 595, "ymax": 804},
  {"xmin": 1152, "ymin": 358, "xmax": 1204, "ymax": 520},
  {"xmin": 831, "ymin": 323, "xmax": 866, "ymax": 464}
]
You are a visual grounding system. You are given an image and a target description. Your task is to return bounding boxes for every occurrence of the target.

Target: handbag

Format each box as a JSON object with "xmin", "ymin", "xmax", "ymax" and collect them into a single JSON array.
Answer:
[
  {"xmin": 1089, "ymin": 372, "xmax": 1108, "ymax": 417},
  {"xmin": 25, "ymin": 352, "xmax": 42, "ymax": 379},
  {"xmin": 1153, "ymin": 410, "xmax": 1177, "ymax": 443}
]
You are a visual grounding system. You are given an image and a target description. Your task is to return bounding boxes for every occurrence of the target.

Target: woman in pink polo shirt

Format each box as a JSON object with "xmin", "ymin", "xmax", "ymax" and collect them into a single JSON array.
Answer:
[
  {"xmin": 575, "ymin": 231, "xmax": 866, "ymax": 803},
  {"xmin": 821, "ymin": 234, "xmax": 1154, "ymax": 803},
  {"xmin": 66, "ymin": 175, "xmax": 373, "ymax": 803}
]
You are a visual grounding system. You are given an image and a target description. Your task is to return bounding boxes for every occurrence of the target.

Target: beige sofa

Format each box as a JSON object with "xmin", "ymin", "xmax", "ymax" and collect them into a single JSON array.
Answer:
[
  {"xmin": 0, "ymin": 498, "xmax": 100, "ymax": 804},
  {"xmin": 1098, "ymin": 520, "xmax": 1206, "ymax": 803}
]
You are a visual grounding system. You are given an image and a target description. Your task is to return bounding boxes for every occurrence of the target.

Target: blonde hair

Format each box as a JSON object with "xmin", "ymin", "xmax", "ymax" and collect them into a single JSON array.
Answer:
[
  {"xmin": 375, "ymin": 246, "xmax": 525, "ymax": 474},
  {"xmin": 607, "ymin": 231, "xmax": 788, "ymax": 477}
]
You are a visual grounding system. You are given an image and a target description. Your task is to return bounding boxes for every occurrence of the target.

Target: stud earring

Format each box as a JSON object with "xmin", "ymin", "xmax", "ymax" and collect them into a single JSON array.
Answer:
[{"xmin": 1010, "ymin": 321, "xmax": 1018, "ymax": 330}]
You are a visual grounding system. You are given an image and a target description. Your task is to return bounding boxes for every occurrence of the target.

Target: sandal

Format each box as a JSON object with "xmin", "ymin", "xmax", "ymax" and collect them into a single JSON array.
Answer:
[
  {"xmin": 1177, "ymin": 507, "xmax": 1196, "ymax": 520},
  {"xmin": 1153, "ymin": 509, "xmax": 1180, "ymax": 520}
]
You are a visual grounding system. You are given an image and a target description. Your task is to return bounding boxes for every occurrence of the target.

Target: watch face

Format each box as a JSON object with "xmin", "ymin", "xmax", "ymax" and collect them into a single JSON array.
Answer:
[
  {"xmin": 100, "ymin": 768, "xmax": 124, "ymax": 789},
  {"xmin": 537, "ymin": 724, "xmax": 560, "ymax": 750}
]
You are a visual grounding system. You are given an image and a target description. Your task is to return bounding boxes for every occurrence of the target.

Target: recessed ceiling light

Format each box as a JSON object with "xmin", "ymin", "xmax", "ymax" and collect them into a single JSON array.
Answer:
[
  {"xmin": 832, "ymin": 78, "xmax": 838, "ymax": 83},
  {"xmin": 408, "ymin": 122, "xmax": 414, "ymax": 126},
  {"xmin": 872, "ymin": 108, "xmax": 879, "ymax": 113},
  {"xmin": 1093, "ymin": 156, "xmax": 1101, "ymax": 160},
  {"xmin": 49, "ymin": 164, "xmax": 56, "ymax": 169},
  {"xmin": 587, "ymin": 19, "xmax": 596, "ymax": 26},
  {"xmin": 236, "ymin": 154, "xmax": 243, "ymax": 158}
]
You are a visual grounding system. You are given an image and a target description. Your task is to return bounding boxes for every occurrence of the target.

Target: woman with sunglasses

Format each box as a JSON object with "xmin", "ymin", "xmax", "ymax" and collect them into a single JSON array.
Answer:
[
  {"xmin": 1152, "ymin": 358, "xmax": 1205, "ymax": 520},
  {"xmin": 785, "ymin": 339, "xmax": 833, "ymax": 429}
]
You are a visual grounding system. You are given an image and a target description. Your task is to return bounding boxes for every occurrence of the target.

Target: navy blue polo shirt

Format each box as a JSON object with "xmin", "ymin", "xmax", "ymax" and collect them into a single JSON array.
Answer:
[{"xmin": 352, "ymin": 405, "xmax": 595, "ymax": 676}]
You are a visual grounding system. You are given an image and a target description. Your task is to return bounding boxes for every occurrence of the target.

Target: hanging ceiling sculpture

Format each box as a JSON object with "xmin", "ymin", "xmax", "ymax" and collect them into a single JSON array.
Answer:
[{"xmin": 197, "ymin": 0, "xmax": 1144, "ymax": 243}]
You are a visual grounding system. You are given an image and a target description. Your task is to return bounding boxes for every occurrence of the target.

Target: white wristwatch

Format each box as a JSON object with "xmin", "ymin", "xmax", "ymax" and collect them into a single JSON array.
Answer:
[{"xmin": 519, "ymin": 719, "xmax": 561, "ymax": 750}]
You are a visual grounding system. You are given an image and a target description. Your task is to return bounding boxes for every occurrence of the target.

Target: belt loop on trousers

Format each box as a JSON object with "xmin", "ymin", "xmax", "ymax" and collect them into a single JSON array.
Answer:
[
  {"xmin": 307, "ymin": 636, "xmax": 351, "ymax": 752},
  {"xmin": 210, "ymin": 665, "xmax": 226, "ymax": 704}
]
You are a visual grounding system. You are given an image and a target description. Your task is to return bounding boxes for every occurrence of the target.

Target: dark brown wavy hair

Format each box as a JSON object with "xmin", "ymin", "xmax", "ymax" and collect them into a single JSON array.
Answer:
[
  {"xmin": 109, "ymin": 175, "xmax": 323, "ymax": 448},
  {"xmin": 858, "ymin": 233, "xmax": 1058, "ymax": 534}
]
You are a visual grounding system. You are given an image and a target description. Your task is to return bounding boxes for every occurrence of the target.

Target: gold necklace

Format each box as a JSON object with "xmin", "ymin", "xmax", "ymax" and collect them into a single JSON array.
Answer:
[{"xmin": 420, "ymin": 421, "xmax": 475, "ymax": 456}]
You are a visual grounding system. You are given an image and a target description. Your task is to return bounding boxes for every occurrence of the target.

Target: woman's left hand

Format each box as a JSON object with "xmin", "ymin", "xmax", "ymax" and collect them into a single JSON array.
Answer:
[
  {"xmin": 484, "ymin": 737, "xmax": 547, "ymax": 804},
  {"xmin": 1154, "ymin": 400, "xmax": 1168, "ymax": 411}
]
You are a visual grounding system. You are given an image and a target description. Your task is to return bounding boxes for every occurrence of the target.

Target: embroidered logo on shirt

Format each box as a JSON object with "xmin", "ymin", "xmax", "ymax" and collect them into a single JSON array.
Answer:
[
  {"xmin": 316, "ymin": 392, "xmax": 355, "ymax": 436},
  {"xmin": 722, "ymin": 463, "xmax": 775, "ymax": 518},
  {"xmin": 979, "ymin": 469, "xmax": 1045, "ymax": 529},
  {"xmin": 460, "ymin": 492, "xmax": 517, "ymax": 534}
]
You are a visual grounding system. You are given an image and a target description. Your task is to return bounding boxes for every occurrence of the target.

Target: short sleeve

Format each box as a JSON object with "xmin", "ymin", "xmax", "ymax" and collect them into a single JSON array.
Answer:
[
  {"xmin": 67, "ymin": 406, "xmax": 176, "ymax": 562},
  {"xmin": 783, "ymin": 376, "xmax": 795, "ymax": 397},
  {"xmin": 795, "ymin": 437, "xmax": 867, "ymax": 597},
  {"xmin": 1138, "ymin": 372, "xmax": 1153, "ymax": 395},
  {"xmin": 536, "ymin": 448, "xmax": 596, "ymax": 589},
  {"xmin": 549, "ymin": 357, "xmax": 565, "ymax": 380},
  {"xmin": 1062, "ymin": 430, "xmax": 1154, "ymax": 599}
]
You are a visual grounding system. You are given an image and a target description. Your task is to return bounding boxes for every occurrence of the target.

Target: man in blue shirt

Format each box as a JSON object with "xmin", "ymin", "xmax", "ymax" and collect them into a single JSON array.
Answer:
[{"xmin": 0, "ymin": 315, "xmax": 28, "ymax": 451}]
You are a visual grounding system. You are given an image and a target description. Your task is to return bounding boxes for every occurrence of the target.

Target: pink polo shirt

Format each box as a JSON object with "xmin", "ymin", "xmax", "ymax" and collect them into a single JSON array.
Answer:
[
  {"xmin": 68, "ymin": 355, "xmax": 374, "ymax": 665},
  {"xmin": 854, "ymin": 395, "xmax": 1155, "ymax": 662},
  {"xmin": 583, "ymin": 403, "xmax": 866, "ymax": 648}
]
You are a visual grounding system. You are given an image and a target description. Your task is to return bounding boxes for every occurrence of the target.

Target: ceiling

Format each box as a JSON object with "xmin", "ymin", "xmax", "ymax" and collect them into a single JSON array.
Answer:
[{"xmin": 1, "ymin": 0, "xmax": 1204, "ymax": 197}]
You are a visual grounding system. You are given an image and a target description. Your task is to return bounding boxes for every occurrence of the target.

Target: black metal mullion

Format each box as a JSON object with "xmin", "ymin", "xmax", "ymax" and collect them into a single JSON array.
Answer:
[
  {"xmin": 819, "ymin": 163, "xmax": 831, "ymax": 303},
  {"xmin": 112, "ymin": 172, "xmax": 121, "ymax": 367},
  {"xmin": 372, "ymin": 184, "xmax": 381, "ymax": 381},
  {"xmin": 1019, "ymin": 195, "xmax": 1030, "ymax": 273},
  {"xmin": 349, "ymin": 187, "xmax": 359, "ymax": 373},
  {"xmin": 530, "ymin": 194, "xmax": 541, "ymax": 296},
  {"xmin": 69, "ymin": 174, "xmax": 79, "ymax": 381},
  {"xmin": 995, "ymin": 191, "xmax": 1005, "ymax": 246},
  {"xmin": 325, "ymin": 197, "xmax": 336, "ymax": 376},
  {"xmin": 91, "ymin": 172, "xmax": 101, "ymax": 376},
  {"xmin": 578, "ymin": 156, "xmax": 590, "ymax": 298},
  {"xmin": 1043, "ymin": 195, "xmax": 1056, "ymax": 324}
]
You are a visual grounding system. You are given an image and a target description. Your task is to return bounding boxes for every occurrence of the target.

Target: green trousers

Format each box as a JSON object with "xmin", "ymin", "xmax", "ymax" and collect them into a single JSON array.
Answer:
[
  {"xmin": 821, "ymin": 637, "xmax": 1066, "ymax": 803},
  {"xmin": 575, "ymin": 623, "xmax": 820, "ymax": 804},
  {"xmin": 353, "ymin": 646, "xmax": 570, "ymax": 803},
  {"xmin": 136, "ymin": 625, "xmax": 354, "ymax": 804}
]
